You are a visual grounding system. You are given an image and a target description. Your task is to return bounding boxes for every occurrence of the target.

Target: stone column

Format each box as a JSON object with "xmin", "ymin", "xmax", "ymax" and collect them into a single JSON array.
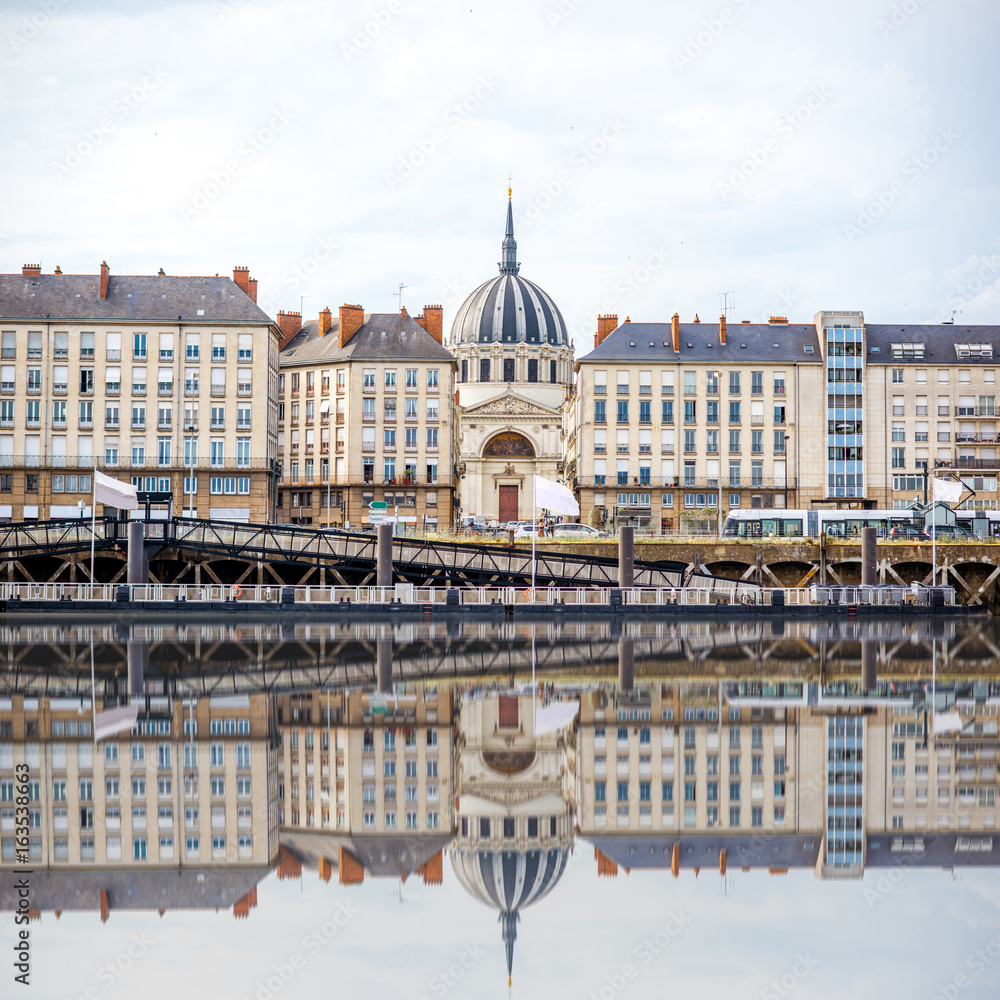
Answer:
[
  {"xmin": 862, "ymin": 641, "xmax": 877, "ymax": 693},
  {"xmin": 127, "ymin": 637, "xmax": 148, "ymax": 698},
  {"xmin": 377, "ymin": 638, "xmax": 392, "ymax": 695},
  {"xmin": 861, "ymin": 527, "xmax": 876, "ymax": 586},
  {"xmin": 377, "ymin": 522, "xmax": 393, "ymax": 588},
  {"xmin": 126, "ymin": 520, "xmax": 147, "ymax": 584},
  {"xmin": 618, "ymin": 526, "xmax": 634, "ymax": 589}
]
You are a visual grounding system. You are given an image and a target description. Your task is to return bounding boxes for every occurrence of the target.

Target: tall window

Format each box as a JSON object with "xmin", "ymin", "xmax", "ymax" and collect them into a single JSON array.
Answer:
[
  {"xmin": 479, "ymin": 358, "xmax": 490, "ymax": 382},
  {"xmin": 503, "ymin": 359, "xmax": 515, "ymax": 382},
  {"xmin": 527, "ymin": 359, "xmax": 538, "ymax": 383}
]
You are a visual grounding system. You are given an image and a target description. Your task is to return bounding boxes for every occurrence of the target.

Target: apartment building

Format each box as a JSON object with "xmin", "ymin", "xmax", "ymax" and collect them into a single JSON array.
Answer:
[
  {"xmin": 0, "ymin": 693, "xmax": 279, "ymax": 886},
  {"xmin": 575, "ymin": 681, "xmax": 823, "ymax": 840},
  {"xmin": 276, "ymin": 305, "xmax": 456, "ymax": 530},
  {"xmin": 274, "ymin": 686, "xmax": 454, "ymax": 839},
  {"xmin": 571, "ymin": 313, "xmax": 826, "ymax": 529},
  {"xmin": 864, "ymin": 325, "xmax": 1000, "ymax": 509},
  {"xmin": 0, "ymin": 263, "xmax": 279, "ymax": 523}
]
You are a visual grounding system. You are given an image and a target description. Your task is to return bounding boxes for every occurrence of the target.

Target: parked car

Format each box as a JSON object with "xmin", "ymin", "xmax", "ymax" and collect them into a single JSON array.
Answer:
[
  {"xmin": 553, "ymin": 522, "xmax": 607, "ymax": 539},
  {"xmin": 887, "ymin": 525, "xmax": 927, "ymax": 540},
  {"xmin": 922, "ymin": 524, "xmax": 975, "ymax": 540},
  {"xmin": 513, "ymin": 522, "xmax": 542, "ymax": 539}
]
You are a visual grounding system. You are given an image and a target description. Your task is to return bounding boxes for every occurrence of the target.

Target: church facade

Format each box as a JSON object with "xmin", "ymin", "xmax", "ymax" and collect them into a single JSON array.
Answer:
[{"xmin": 451, "ymin": 194, "xmax": 575, "ymax": 524}]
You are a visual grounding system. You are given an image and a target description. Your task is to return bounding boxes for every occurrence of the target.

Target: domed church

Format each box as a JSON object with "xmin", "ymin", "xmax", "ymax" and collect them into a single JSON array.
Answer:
[{"xmin": 451, "ymin": 192, "xmax": 575, "ymax": 525}]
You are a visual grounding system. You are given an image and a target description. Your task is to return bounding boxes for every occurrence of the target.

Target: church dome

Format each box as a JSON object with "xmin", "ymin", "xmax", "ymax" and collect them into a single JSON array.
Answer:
[
  {"xmin": 450, "ymin": 846, "xmax": 569, "ymax": 913},
  {"xmin": 449, "ymin": 195, "xmax": 569, "ymax": 348}
]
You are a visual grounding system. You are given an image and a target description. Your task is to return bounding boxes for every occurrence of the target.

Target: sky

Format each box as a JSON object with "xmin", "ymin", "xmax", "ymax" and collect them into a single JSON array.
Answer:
[
  {"xmin": 22, "ymin": 849, "xmax": 1000, "ymax": 1000},
  {"xmin": 1, "ymin": 0, "xmax": 999, "ymax": 355}
]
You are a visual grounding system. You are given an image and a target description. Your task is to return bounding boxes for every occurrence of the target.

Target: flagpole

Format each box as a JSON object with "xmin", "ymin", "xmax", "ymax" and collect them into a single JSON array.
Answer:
[
  {"xmin": 531, "ymin": 477, "xmax": 536, "ymax": 597},
  {"xmin": 931, "ymin": 499, "xmax": 936, "ymax": 588},
  {"xmin": 90, "ymin": 475, "xmax": 97, "ymax": 596},
  {"xmin": 90, "ymin": 635, "xmax": 97, "ymax": 741}
]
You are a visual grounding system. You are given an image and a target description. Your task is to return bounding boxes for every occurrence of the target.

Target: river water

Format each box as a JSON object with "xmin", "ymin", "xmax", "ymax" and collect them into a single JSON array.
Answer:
[{"xmin": 1, "ymin": 614, "xmax": 998, "ymax": 999}]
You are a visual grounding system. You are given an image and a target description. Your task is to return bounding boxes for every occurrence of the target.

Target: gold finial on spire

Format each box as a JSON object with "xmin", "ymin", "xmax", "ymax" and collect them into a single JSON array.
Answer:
[{"xmin": 508, "ymin": 173, "xmax": 512, "ymax": 199}]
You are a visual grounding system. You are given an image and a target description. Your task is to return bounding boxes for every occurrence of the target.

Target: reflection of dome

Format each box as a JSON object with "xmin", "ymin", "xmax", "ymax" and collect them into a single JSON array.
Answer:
[
  {"xmin": 449, "ymin": 196, "xmax": 568, "ymax": 347},
  {"xmin": 450, "ymin": 847, "xmax": 569, "ymax": 912},
  {"xmin": 450, "ymin": 845, "xmax": 570, "ymax": 984}
]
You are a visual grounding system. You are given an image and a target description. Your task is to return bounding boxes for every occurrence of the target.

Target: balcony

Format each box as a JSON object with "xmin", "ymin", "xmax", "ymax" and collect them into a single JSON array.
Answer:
[
  {"xmin": 105, "ymin": 420, "xmax": 120, "ymax": 430},
  {"xmin": 52, "ymin": 418, "xmax": 67, "ymax": 429},
  {"xmin": 157, "ymin": 418, "xmax": 172, "ymax": 430},
  {"xmin": 617, "ymin": 444, "xmax": 629, "ymax": 454},
  {"xmin": 594, "ymin": 444, "xmax": 607, "ymax": 454},
  {"xmin": 617, "ymin": 385, "xmax": 629, "ymax": 395},
  {"xmin": 773, "ymin": 386, "xmax": 785, "ymax": 395},
  {"xmin": 639, "ymin": 386, "xmax": 651, "ymax": 395},
  {"xmin": 236, "ymin": 420, "xmax": 251, "ymax": 431},
  {"xmin": 751, "ymin": 386, "xmax": 763, "ymax": 395},
  {"xmin": 594, "ymin": 416, "xmax": 606, "ymax": 425},
  {"xmin": 105, "ymin": 383, "xmax": 120, "ymax": 396},
  {"xmin": 52, "ymin": 381, "xmax": 68, "ymax": 395},
  {"xmin": 957, "ymin": 433, "xmax": 997, "ymax": 444},
  {"xmin": 158, "ymin": 383, "xmax": 173, "ymax": 396},
  {"xmin": 26, "ymin": 384, "xmax": 41, "ymax": 395},
  {"xmin": 751, "ymin": 415, "xmax": 764, "ymax": 425},
  {"xmin": 937, "ymin": 433, "xmax": 951, "ymax": 442},
  {"xmin": 661, "ymin": 446, "xmax": 674, "ymax": 455},
  {"xmin": 0, "ymin": 348, "xmax": 14, "ymax": 359},
  {"xmin": 639, "ymin": 444, "xmax": 651, "ymax": 454},
  {"xmin": 184, "ymin": 384, "xmax": 199, "ymax": 396},
  {"xmin": 0, "ymin": 418, "xmax": 11, "ymax": 429},
  {"xmin": 184, "ymin": 420, "xmax": 198, "ymax": 431},
  {"xmin": 237, "ymin": 384, "xmax": 252, "ymax": 396},
  {"xmin": 131, "ymin": 419, "xmax": 146, "ymax": 430},
  {"xmin": 594, "ymin": 385, "xmax": 606, "ymax": 395},
  {"xmin": 25, "ymin": 418, "xmax": 40, "ymax": 429},
  {"xmin": 106, "ymin": 349, "xmax": 121, "ymax": 361},
  {"xmin": 210, "ymin": 420, "xmax": 225, "ymax": 431},
  {"xmin": 362, "ymin": 442, "xmax": 375, "ymax": 452},
  {"xmin": 211, "ymin": 386, "xmax": 226, "ymax": 397},
  {"xmin": 80, "ymin": 418, "xmax": 93, "ymax": 430},
  {"xmin": 132, "ymin": 385, "xmax": 146, "ymax": 396}
]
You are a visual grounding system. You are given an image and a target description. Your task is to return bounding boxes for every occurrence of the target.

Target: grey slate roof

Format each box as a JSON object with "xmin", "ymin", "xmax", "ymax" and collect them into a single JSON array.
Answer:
[
  {"xmin": 0, "ymin": 866, "xmax": 272, "ymax": 913},
  {"xmin": 865, "ymin": 833, "xmax": 1000, "ymax": 867},
  {"xmin": 585, "ymin": 832, "xmax": 822, "ymax": 869},
  {"xmin": 578, "ymin": 321, "xmax": 823, "ymax": 365},
  {"xmin": 279, "ymin": 830, "xmax": 454, "ymax": 877},
  {"xmin": 866, "ymin": 324, "xmax": 1000, "ymax": 364},
  {"xmin": 0, "ymin": 272, "xmax": 274, "ymax": 324},
  {"xmin": 280, "ymin": 312, "xmax": 456, "ymax": 365}
]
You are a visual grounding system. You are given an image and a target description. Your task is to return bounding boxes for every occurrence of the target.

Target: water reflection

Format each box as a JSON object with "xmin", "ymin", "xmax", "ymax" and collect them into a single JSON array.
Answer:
[{"xmin": 2, "ymin": 616, "xmax": 1000, "ymax": 993}]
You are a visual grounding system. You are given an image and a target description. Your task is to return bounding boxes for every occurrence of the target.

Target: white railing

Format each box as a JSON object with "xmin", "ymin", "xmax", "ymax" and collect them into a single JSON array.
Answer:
[{"xmin": 0, "ymin": 582, "xmax": 956, "ymax": 608}]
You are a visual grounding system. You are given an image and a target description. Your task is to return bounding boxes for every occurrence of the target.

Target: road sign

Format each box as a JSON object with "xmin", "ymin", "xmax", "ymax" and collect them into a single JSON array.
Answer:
[{"xmin": 369, "ymin": 501, "xmax": 388, "ymax": 510}]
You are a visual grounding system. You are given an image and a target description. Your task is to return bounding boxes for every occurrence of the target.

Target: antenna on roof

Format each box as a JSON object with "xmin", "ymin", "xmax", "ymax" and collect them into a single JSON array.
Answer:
[
  {"xmin": 395, "ymin": 283, "xmax": 408, "ymax": 311},
  {"xmin": 719, "ymin": 292, "xmax": 734, "ymax": 322}
]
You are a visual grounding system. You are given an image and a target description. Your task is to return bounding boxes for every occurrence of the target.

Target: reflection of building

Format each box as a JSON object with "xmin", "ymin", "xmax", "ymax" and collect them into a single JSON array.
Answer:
[
  {"xmin": 578, "ymin": 677, "xmax": 1000, "ymax": 880},
  {"xmin": 276, "ymin": 306, "xmax": 456, "ymax": 529},
  {"xmin": 0, "ymin": 693, "xmax": 279, "ymax": 919},
  {"xmin": 450, "ymin": 689, "xmax": 575, "ymax": 984},
  {"xmin": 275, "ymin": 687, "xmax": 454, "ymax": 884},
  {"xmin": 451, "ymin": 194, "xmax": 574, "ymax": 524},
  {"xmin": 0, "ymin": 263, "xmax": 279, "ymax": 523}
]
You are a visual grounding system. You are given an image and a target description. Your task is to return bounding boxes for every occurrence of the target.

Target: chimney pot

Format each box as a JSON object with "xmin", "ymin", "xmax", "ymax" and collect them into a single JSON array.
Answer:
[
  {"xmin": 318, "ymin": 307, "xmax": 333, "ymax": 338},
  {"xmin": 99, "ymin": 261, "xmax": 110, "ymax": 299},
  {"xmin": 720, "ymin": 314, "xmax": 727, "ymax": 345},
  {"xmin": 671, "ymin": 312, "xmax": 680, "ymax": 352},
  {"xmin": 21, "ymin": 264, "xmax": 41, "ymax": 276},
  {"xmin": 339, "ymin": 304, "xmax": 365, "ymax": 348},
  {"xmin": 415, "ymin": 304, "xmax": 444, "ymax": 344}
]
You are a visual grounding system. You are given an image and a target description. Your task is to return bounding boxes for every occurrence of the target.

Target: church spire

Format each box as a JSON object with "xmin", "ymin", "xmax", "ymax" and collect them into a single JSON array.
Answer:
[
  {"xmin": 501, "ymin": 910, "xmax": 519, "ymax": 986},
  {"xmin": 499, "ymin": 186, "xmax": 520, "ymax": 276}
]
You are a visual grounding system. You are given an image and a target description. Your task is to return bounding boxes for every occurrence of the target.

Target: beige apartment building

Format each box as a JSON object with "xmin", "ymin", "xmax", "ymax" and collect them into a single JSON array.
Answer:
[
  {"xmin": 0, "ymin": 693, "xmax": 279, "ymax": 894},
  {"xmin": 571, "ymin": 313, "xmax": 827, "ymax": 530},
  {"xmin": 275, "ymin": 305, "xmax": 456, "ymax": 531},
  {"xmin": 0, "ymin": 263, "xmax": 279, "ymax": 524},
  {"xmin": 864, "ymin": 326, "xmax": 1000, "ymax": 509},
  {"xmin": 274, "ymin": 686, "xmax": 453, "ymax": 839}
]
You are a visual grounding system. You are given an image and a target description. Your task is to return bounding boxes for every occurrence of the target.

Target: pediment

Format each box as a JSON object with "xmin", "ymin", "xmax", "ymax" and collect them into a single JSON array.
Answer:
[{"xmin": 463, "ymin": 390, "xmax": 561, "ymax": 418}]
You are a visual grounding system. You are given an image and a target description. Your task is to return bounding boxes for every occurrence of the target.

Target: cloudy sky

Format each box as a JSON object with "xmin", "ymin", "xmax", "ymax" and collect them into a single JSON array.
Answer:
[{"xmin": 1, "ymin": 0, "xmax": 998, "ymax": 353}]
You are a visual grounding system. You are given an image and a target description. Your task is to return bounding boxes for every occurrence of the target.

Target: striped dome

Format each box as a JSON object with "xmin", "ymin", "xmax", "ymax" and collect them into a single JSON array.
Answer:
[
  {"xmin": 450, "ymin": 274, "xmax": 569, "ymax": 347},
  {"xmin": 449, "ymin": 847, "xmax": 569, "ymax": 912}
]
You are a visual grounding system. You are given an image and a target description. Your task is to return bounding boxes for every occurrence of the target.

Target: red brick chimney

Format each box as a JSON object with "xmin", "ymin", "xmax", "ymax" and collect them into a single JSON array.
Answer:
[
  {"xmin": 22, "ymin": 264, "xmax": 40, "ymax": 276},
  {"xmin": 415, "ymin": 304, "xmax": 444, "ymax": 344},
  {"xmin": 54, "ymin": 266, "xmax": 62, "ymax": 275},
  {"xmin": 248, "ymin": 277, "xmax": 257, "ymax": 303},
  {"xmin": 232, "ymin": 266, "xmax": 250, "ymax": 295},
  {"xmin": 276, "ymin": 310, "xmax": 301, "ymax": 348},
  {"xmin": 400, "ymin": 306, "xmax": 408, "ymax": 319},
  {"xmin": 339, "ymin": 304, "xmax": 365, "ymax": 348},
  {"xmin": 720, "ymin": 314, "xmax": 727, "ymax": 345},
  {"xmin": 318, "ymin": 307, "xmax": 333, "ymax": 338},
  {"xmin": 100, "ymin": 261, "xmax": 110, "ymax": 299},
  {"xmin": 671, "ymin": 312, "xmax": 680, "ymax": 352},
  {"xmin": 594, "ymin": 314, "xmax": 618, "ymax": 348}
]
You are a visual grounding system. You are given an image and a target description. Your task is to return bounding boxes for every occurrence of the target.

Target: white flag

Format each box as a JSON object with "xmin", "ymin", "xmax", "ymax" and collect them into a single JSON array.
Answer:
[
  {"xmin": 533, "ymin": 474, "xmax": 579, "ymax": 516},
  {"xmin": 94, "ymin": 469, "xmax": 139, "ymax": 510},
  {"xmin": 932, "ymin": 477, "xmax": 963, "ymax": 504},
  {"xmin": 932, "ymin": 711, "xmax": 964, "ymax": 736},
  {"xmin": 534, "ymin": 700, "xmax": 580, "ymax": 736},
  {"xmin": 94, "ymin": 705, "xmax": 139, "ymax": 741}
]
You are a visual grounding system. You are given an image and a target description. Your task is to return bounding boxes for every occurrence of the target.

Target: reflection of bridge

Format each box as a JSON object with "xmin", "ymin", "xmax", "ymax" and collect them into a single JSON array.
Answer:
[
  {"xmin": 0, "ymin": 616, "xmax": 994, "ymax": 697},
  {"xmin": 0, "ymin": 517, "xmax": 697, "ymax": 589}
]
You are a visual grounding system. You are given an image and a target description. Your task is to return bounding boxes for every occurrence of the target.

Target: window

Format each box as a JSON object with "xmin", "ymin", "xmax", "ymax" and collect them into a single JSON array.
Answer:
[
  {"xmin": 892, "ymin": 447, "xmax": 905, "ymax": 468},
  {"xmin": 480, "ymin": 358, "xmax": 490, "ymax": 382},
  {"xmin": 617, "ymin": 400, "xmax": 629, "ymax": 424},
  {"xmin": 595, "ymin": 400, "xmax": 606, "ymax": 423}
]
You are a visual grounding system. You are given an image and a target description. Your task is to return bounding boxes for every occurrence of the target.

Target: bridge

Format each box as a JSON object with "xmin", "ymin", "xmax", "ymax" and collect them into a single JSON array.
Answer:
[{"xmin": 0, "ymin": 516, "xmax": 726, "ymax": 590}]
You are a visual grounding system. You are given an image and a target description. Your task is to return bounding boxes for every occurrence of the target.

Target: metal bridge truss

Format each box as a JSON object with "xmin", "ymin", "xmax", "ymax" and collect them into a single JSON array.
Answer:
[{"xmin": 0, "ymin": 517, "xmax": 703, "ymax": 589}]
